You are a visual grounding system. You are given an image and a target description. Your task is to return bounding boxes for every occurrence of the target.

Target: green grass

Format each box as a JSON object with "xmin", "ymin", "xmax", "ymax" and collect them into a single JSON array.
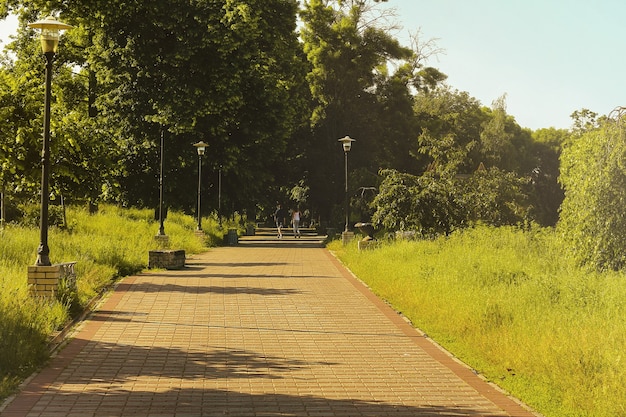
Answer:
[
  {"xmin": 0, "ymin": 204, "xmax": 232, "ymax": 399},
  {"xmin": 330, "ymin": 225, "xmax": 626, "ymax": 417}
]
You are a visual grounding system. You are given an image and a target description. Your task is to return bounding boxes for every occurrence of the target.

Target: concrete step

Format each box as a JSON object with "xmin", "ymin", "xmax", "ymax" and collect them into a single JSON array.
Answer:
[{"xmin": 253, "ymin": 227, "xmax": 319, "ymax": 237}]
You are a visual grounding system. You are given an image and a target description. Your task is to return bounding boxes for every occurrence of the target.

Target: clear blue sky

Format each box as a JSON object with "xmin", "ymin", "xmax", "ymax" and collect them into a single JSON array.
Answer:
[
  {"xmin": 389, "ymin": 0, "xmax": 626, "ymax": 130},
  {"xmin": 2, "ymin": 1, "xmax": 624, "ymax": 130}
]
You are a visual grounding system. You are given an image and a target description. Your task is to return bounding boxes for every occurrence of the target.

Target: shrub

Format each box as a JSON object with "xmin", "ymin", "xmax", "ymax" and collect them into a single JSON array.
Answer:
[{"xmin": 372, "ymin": 168, "xmax": 530, "ymax": 237}]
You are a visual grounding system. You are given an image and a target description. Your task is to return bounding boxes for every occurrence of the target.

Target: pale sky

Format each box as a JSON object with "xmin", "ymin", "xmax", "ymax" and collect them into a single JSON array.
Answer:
[
  {"xmin": 2, "ymin": 1, "xmax": 624, "ymax": 130},
  {"xmin": 390, "ymin": 0, "xmax": 625, "ymax": 130}
]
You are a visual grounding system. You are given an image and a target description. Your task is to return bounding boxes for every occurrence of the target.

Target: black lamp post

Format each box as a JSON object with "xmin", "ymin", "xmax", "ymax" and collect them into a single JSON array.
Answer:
[
  {"xmin": 157, "ymin": 129, "xmax": 166, "ymax": 236},
  {"xmin": 338, "ymin": 136, "xmax": 355, "ymax": 233},
  {"xmin": 193, "ymin": 141, "xmax": 208, "ymax": 231},
  {"xmin": 218, "ymin": 166, "xmax": 222, "ymax": 228},
  {"xmin": 28, "ymin": 16, "xmax": 72, "ymax": 266}
]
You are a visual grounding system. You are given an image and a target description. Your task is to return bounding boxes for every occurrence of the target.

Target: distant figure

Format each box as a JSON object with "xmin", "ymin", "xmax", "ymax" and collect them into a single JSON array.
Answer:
[
  {"xmin": 292, "ymin": 207, "xmax": 302, "ymax": 238},
  {"xmin": 274, "ymin": 203, "xmax": 287, "ymax": 239}
]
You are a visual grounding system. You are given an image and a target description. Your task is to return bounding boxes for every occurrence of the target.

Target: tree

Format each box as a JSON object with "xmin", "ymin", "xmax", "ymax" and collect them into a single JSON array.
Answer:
[
  {"xmin": 299, "ymin": 0, "xmax": 445, "ymax": 224},
  {"xmin": 414, "ymin": 87, "xmax": 487, "ymax": 177},
  {"xmin": 0, "ymin": 21, "xmax": 60, "ymax": 204},
  {"xmin": 570, "ymin": 108, "xmax": 600, "ymax": 136},
  {"xmin": 479, "ymin": 94, "xmax": 535, "ymax": 173},
  {"xmin": 558, "ymin": 112, "xmax": 626, "ymax": 270},
  {"xmin": 529, "ymin": 127, "xmax": 569, "ymax": 226},
  {"xmin": 464, "ymin": 167, "xmax": 531, "ymax": 227},
  {"xmin": 5, "ymin": 0, "xmax": 308, "ymax": 216}
]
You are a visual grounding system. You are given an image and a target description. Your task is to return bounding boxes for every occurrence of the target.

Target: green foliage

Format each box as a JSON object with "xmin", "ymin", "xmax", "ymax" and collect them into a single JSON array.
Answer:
[
  {"xmin": 16, "ymin": 203, "xmax": 65, "ymax": 228},
  {"xmin": 559, "ymin": 118, "xmax": 626, "ymax": 270},
  {"xmin": 529, "ymin": 127, "xmax": 568, "ymax": 226},
  {"xmin": 371, "ymin": 168, "xmax": 530, "ymax": 236},
  {"xmin": 3, "ymin": 0, "xmax": 308, "ymax": 216},
  {"xmin": 464, "ymin": 167, "xmax": 531, "ymax": 226},
  {"xmin": 0, "ymin": 1, "xmax": 577, "ymax": 237},
  {"xmin": 299, "ymin": 0, "xmax": 446, "ymax": 222},
  {"xmin": 415, "ymin": 87, "xmax": 538, "ymax": 177},
  {"xmin": 371, "ymin": 169, "xmax": 462, "ymax": 235},
  {"xmin": 56, "ymin": 275, "xmax": 81, "ymax": 317},
  {"xmin": 414, "ymin": 87, "xmax": 486, "ymax": 176},
  {"xmin": 331, "ymin": 225, "xmax": 626, "ymax": 417}
]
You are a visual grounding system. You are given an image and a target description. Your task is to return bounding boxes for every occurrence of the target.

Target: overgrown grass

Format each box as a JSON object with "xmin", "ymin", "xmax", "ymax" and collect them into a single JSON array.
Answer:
[
  {"xmin": 330, "ymin": 225, "xmax": 626, "ymax": 417},
  {"xmin": 0, "ymin": 204, "xmax": 232, "ymax": 400}
]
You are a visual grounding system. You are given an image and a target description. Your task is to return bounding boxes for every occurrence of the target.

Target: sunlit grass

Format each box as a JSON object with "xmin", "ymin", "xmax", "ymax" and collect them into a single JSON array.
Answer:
[{"xmin": 330, "ymin": 225, "xmax": 626, "ymax": 417}]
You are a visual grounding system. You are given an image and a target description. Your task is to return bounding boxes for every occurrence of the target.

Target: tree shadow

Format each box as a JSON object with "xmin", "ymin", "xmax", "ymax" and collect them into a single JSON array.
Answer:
[
  {"xmin": 28, "ymin": 387, "xmax": 509, "ymax": 416},
  {"xmin": 87, "ymin": 311, "xmax": 426, "ymax": 340},
  {"xmin": 184, "ymin": 262, "xmax": 290, "ymax": 269},
  {"xmin": 59, "ymin": 339, "xmax": 326, "ymax": 384},
  {"xmin": 20, "ymin": 338, "xmax": 509, "ymax": 416},
  {"xmin": 138, "ymin": 272, "xmax": 337, "ymax": 281},
  {"xmin": 125, "ymin": 282, "xmax": 304, "ymax": 295}
]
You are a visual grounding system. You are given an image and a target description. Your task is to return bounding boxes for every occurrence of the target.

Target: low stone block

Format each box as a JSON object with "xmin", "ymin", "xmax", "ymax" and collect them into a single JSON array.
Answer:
[
  {"xmin": 341, "ymin": 231, "xmax": 355, "ymax": 245},
  {"xmin": 358, "ymin": 240, "xmax": 380, "ymax": 251},
  {"xmin": 149, "ymin": 249, "xmax": 186, "ymax": 270}
]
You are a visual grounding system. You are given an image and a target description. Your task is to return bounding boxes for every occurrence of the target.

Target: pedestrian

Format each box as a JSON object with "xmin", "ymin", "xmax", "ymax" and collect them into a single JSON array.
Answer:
[
  {"xmin": 292, "ymin": 207, "xmax": 301, "ymax": 238},
  {"xmin": 274, "ymin": 203, "xmax": 286, "ymax": 239}
]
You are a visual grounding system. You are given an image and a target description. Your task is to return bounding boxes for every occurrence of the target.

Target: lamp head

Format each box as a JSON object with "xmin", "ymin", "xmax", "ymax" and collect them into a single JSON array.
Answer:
[
  {"xmin": 28, "ymin": 16, "xmax": 72, "ymax": 54},
  {"xmin": 338, "ymin": 136, "xmax": 355, "ymax": 152},
  {"xmin": 193, "ymin": 141, "xmax": 209, "ymax": 156}
]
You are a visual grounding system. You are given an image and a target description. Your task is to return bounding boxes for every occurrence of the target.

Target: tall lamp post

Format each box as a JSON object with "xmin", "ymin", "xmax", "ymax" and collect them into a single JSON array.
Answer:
[
  {"xmin": 338, "ymin": 136, "xmax": 355, "ymax": 233},
  {"xmin": 157, "ymin": 129, "xmax": 166, "ymax": 237},
  {"xmin": 218, "ymin": 166, "xmax": 222, "ymax": 228},
  {"xmin": 28, "ymin": 16, "xmax": 72, "ymax": 266},
  {"xmin": 193, "ymin": 141, "xmax": 208, "ymax": 231}
]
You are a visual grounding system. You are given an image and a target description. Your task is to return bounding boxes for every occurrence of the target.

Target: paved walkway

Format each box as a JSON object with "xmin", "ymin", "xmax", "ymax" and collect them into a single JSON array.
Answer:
[{"xmin": 1, "ymin": 238, "xmax": 539, "ymax": 416}]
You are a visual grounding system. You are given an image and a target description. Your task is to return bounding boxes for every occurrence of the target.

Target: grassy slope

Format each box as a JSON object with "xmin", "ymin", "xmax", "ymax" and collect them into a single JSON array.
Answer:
[{"xmin": 330, "ymin": 225, "xmax": 626, "ymax": 417}]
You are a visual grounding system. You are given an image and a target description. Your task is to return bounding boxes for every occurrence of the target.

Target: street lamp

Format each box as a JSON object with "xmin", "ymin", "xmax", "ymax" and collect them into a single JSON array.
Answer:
[
  {"xmin": 193, "ymin": 141, "xmax": 208, "ymax": 231},
  {"xmin": 28, "ymin": 16, "xmax": 72, "ymax": 266},
  {"xmin": 338, "ymin": 136, "xmax": 355, "ymax": 233}
]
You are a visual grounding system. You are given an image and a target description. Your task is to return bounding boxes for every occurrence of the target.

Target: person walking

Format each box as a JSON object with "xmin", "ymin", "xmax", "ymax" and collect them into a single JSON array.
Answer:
[
  {"xmin": 292, "ymin": 207, "xmax": 302, "ymax": 238},
  {"xmin": 274, "ymin": 203, "xmax": 287, "ymax": 239}
]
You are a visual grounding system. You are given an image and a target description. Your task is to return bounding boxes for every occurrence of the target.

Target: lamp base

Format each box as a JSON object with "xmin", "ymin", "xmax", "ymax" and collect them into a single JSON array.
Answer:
[
  {"xmin": 341, "ymin": 231, "xmax": 355, "ymax": 245},
  {"xmin": 154, "ymin": 234, "xmax": 170, "ymax": 249}
]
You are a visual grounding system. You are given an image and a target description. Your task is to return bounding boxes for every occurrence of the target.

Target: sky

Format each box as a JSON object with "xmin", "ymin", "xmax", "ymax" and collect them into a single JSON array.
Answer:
[
  {"xmin": 1, "ymin": 1, "xmax": 624, "ymax": 130},
  {"xmin": 389, "ymin": 0, "xmax": 626, "ymax": 130}
]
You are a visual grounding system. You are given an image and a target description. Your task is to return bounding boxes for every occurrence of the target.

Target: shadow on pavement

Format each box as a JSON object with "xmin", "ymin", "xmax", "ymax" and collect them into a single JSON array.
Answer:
[{"xmin": 10, "ymin": 337, "xmax": 506, "ymax": 417}]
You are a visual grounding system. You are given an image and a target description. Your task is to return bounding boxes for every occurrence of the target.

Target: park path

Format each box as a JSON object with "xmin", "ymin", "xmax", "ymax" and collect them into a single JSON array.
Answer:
[{"xmin": 1, "ymin": 237, "xmax": 540, "ymax": 416}]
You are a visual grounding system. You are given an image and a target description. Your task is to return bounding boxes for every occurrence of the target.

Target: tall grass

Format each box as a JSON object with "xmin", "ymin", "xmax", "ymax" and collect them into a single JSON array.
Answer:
[
  {"xmin": 0, "ymin": 204, "xmax": 221, "ymax": 399},
  {"xmin": 331, "ymin": 225, "xmax": 626, "ymax": 417}
]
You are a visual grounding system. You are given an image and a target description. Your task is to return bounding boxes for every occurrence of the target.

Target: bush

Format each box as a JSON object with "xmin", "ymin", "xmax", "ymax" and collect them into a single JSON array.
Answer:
[
  {"xmin": 17, "ymin": 203, "xmax": 65, "ymax": 228},
  {"xmin": 371, "ymin": 168, "xmax": 530, "ymax": 237}
]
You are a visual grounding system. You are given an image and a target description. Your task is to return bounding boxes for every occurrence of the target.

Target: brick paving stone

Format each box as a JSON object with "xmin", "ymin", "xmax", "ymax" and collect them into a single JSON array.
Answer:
[{"xmin": 1, "ymin": 242, "xmax": 541, "ymax": 416}]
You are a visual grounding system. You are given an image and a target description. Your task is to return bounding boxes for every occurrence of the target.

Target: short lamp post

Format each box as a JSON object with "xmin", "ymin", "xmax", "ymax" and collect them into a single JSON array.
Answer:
[
  {"xmin": 193, "ymin": 141, "xmax": 208, "ymax": 231},
  {"xmin": 338, "ymin": 136, "xmax": 355, "ymax": 233},
  {"xmin": 28, "ymin": 16, "xmax": 72, "ymax": 266}
]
